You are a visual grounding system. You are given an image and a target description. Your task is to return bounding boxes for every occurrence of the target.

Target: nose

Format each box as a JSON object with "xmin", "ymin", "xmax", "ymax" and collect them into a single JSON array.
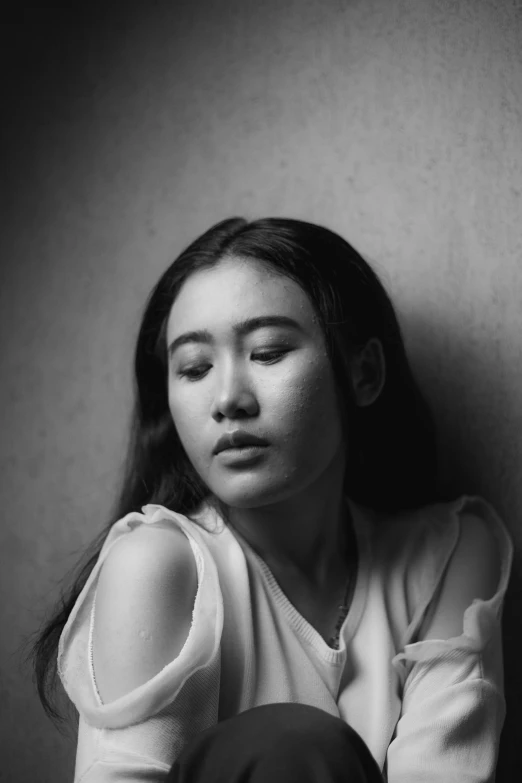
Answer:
[{"xmin": 210, "ymin": 364, "xmax": 259, "ymax": 421}]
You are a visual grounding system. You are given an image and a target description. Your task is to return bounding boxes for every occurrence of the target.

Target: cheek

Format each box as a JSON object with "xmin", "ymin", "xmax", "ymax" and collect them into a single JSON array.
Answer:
[
  {"xmin": 168, "ymin": 391, "xmax": 206, "ymax": 458},
  {"xmin": 275, "ymin": 360, "xmax": 343, "ymax": 449},
  {"xmin": 169, "ymin": 374, "xmax": 206, "ymax": 421}
]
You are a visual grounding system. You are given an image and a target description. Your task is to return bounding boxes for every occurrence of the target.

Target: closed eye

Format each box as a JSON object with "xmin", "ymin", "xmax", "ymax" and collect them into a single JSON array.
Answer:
[
  {"xmin": 176, "ymin": 350, "xmax": 290, "ymax": 381},
  {"xmin": 177, "ymin": 364, "xmax": 211, "ymax": 381},
  {"xmin": 252, "ymin": 350, "xmax": 289, "ymax": 364}
]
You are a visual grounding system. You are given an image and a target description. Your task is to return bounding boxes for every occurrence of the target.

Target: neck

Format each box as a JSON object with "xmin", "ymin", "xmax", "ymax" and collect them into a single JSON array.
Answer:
[{"xmin": 225, "ymin": 448, "xmax": 351, "ymax": 592}]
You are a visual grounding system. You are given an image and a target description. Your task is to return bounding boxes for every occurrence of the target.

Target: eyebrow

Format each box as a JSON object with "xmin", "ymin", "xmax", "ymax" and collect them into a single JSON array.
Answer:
[{"xmin": 167, "ymin": 315, "xmax": 303, "ymax": 357}]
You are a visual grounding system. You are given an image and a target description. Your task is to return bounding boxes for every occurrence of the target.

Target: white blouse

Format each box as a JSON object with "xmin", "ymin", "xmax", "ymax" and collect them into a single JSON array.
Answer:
[{"xmin": 58, "ymin": 495, "xmax": 513, "ymax": 782}]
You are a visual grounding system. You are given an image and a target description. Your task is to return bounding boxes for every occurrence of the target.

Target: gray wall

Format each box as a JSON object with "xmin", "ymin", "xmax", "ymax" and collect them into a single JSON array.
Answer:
[{"xmin": 1, "ymin": 2, "xmax": 521, "ymax": 780}]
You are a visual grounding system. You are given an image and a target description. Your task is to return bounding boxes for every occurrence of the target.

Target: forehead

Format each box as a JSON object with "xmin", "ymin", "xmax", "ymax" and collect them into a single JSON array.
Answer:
[{"xmin": 167, "ymin": 256, "xmax": 317, "ymax": 336}]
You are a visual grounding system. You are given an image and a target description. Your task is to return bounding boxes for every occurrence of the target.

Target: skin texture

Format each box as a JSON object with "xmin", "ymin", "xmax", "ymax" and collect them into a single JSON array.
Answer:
[
  {"xmin": 166, "ymin": 255, "xmax": 383, "ymax": 591},
  {"xmin": 92, "ymin": 525, "xmax": 198, "ymax": 703}
]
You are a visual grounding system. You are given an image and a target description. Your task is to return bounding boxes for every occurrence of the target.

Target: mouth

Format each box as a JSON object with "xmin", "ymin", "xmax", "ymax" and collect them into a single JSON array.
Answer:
[
  {"xmin": 215, "ymin": 444, "xmax": 269, "ymax": 466},
  {"xmin": 213, "ymin": 431, "xmax": 269, "ymax": 455}
]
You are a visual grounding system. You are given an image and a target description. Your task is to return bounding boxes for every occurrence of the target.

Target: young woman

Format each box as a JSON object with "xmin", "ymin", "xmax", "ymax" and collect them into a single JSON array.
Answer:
[{"xmin": 32, "ymin": 217, "xmax": 512, "ymax": 782}]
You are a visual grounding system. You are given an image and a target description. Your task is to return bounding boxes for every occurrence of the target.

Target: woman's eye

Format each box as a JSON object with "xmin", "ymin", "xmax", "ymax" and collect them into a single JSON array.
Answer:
[
  {"xmin": 176, "ymin": 350, "xmax": 289, "ymax": 379},
  {"xmin": 252, "ymin": 350, "xmax": 288, "ymax": 364},
  {"xmin": 178, "ymin": 364, "xmax": 211, "ymax": 381}
]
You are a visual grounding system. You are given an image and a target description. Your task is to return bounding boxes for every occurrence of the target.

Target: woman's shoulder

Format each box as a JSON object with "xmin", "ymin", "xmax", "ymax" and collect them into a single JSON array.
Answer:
[
  {"xmin": 366, "ymin": 496, "xmax": 513, "ymax": 653},
  {"xmin": 95, "ymin": 516, "xmax": 198, "ymax": 616},
  {"xmin": 371, "ymin": 495, "xmax": 511, "ymax": 567},
  {"xmin": 369, "ymin": 496, "xmax": 512, "ymax": 626},
  {"xmin": 93, "ymin": 502, "xmax": 224, "ymax": 582},
  {"xmin": 92, "ymin": 514, "xmax": 199, "ymax": 704},
  {"xmin": 103, "ymin": 513, "xmax": 195, "ymax": 563},
  {"xmin": 58, "ymin": 503, "xmax": 224, "ymax": 729}
]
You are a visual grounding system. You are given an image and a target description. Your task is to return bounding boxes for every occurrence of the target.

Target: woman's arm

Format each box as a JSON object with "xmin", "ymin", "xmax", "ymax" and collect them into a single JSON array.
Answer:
[
  {"xmin": 57, "ymin": 507, "xmax": 224, "ymax": 782},
  {"xmin": 417, "ymin": 511, "xmax": 500, "ymax": 642},
  {"xmin": 386, "ymin": 506, "xmax": 510, "ymax": 783},
  {"xmin": 92, "ymin": 524, "xmax": 198, "ymax": 704}
]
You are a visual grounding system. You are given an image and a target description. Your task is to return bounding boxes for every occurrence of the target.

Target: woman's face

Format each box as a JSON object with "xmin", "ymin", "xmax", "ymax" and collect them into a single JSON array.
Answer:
[{"xmin": 166, "ymin": 255, "xmax": 345, "ymax": 508}]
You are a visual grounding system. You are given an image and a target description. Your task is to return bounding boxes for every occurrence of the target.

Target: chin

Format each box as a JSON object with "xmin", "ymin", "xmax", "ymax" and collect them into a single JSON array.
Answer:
[{"xmin": 209, "ymin": 477, "xmax": 297, "ymax": 510}]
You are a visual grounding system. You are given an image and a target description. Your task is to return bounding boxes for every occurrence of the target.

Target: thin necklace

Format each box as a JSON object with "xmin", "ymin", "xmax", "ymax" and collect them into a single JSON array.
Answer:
[{"xmin": 328, "ymin": 511, "xmax": 358, "ymax": 649}]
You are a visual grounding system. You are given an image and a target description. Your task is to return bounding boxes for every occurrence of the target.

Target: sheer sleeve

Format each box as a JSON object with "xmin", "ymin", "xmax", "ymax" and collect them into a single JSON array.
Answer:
[
  {"xmin": 58, "ymin": 505, "xmax": 224, "ymax": 782},
  {"xmin": 386, "ymin": 497, "xmax": 513, "ymax": 783}
]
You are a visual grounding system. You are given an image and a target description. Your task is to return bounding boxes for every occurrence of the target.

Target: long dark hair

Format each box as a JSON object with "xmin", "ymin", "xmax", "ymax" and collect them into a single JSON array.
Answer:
[{"xmin": 29, "ymin": 216, "xmax": 438, "ymax": 727}]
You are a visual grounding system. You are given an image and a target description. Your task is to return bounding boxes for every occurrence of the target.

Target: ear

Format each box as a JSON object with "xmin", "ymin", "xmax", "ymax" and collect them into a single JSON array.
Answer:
[{"xmin": 350, "ymin": 338, "xmax": 386, "ymax": 407}]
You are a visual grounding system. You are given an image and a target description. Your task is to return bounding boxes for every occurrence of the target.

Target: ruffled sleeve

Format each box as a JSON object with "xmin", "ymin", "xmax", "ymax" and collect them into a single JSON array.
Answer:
[
  {"xmin": 386, "ymin": 496, "xmax": 513, "ymax": 783},
  {"xmin": 57, "ymin": 504, "xmax": 224, "ymax": 781}
]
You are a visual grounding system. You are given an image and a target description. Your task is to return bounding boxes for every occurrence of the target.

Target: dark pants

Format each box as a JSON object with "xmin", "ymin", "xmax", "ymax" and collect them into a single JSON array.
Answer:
[{"xmin": 167, "ymin": 703, "xmax": 384, "ymax": 782}]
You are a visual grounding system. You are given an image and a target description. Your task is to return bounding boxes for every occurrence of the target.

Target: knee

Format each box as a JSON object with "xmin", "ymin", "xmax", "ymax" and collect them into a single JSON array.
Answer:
[
  {"xmin": 249, "ymin": 704, "xmax": 381, "ymax": 781},
  {"xmin": 227, "ymin": 703, "xmax": 380, "ymax": 775},
  {"xmin": 241, "ymin": 703, "xmax": 381, "ymax": 781},
  {"xmin": 238, "ymin": 702, "xmax": 360, "ymax": 746},
  {"xmin": 169, "ymin": 702, "xmax": 382, "ymax": 783}
]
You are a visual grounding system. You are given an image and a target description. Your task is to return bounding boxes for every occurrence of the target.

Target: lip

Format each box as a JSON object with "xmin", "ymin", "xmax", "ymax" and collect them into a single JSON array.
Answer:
[
  {"xmin": 216, "ymin": 444, "xmax": 268, "ymax": 466},
  {"xmin": 213, "ymin": 430, "xmax": 269, "ymax": 455}
]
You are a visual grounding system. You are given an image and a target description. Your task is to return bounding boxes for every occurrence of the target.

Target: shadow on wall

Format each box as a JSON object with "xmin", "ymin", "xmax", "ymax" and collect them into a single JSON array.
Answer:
[{"xmin": 405, "ymin": 310, "xmax": 520, "ymax": 781}]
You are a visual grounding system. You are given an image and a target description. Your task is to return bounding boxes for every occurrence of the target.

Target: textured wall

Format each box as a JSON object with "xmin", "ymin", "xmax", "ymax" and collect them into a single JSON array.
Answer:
[{"xmin": 1, "ymin": 1, "xmax": 521, "ymax": 780}]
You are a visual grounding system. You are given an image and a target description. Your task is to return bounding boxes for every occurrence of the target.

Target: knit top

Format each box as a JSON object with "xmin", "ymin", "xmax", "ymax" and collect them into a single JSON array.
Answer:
[{"xmin": 58, "ymin": 495, "xmax": 513, "ymax": 782}]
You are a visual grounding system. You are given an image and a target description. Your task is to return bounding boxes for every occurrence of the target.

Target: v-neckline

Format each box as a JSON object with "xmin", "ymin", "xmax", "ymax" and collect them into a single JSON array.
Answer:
[{"xmin": 228, "ymin": 498, "xmax": 372, "ymax": 661}]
